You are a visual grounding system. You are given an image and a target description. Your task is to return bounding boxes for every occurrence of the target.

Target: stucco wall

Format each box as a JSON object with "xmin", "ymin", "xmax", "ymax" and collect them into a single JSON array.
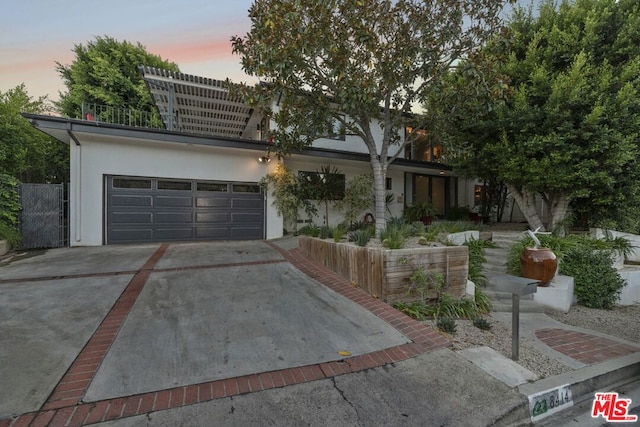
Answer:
[
  {"xmin": 283, "ymin": 157, "xmax": 405, "ymax": 229},
  {"xmin": 69, "ymin": 135, "xmax": 282, "ymax": 246}
]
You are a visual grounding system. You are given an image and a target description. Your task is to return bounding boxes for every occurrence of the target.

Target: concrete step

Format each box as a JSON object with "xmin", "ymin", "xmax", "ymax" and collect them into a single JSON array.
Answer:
[
  {"xmin": 484, "ymin": 253, "xmax": 508, "ymax": 265},
  {"xmin": 479, "ymin": 230, "xmax": 546, "ymax": 313},
  {"xmin": 485, "ymin": 247, "xmax": 510, "ymax": 255},
  {"xmin": 489, "ymin": 239, "xmax": 521, "ymax": 249}
]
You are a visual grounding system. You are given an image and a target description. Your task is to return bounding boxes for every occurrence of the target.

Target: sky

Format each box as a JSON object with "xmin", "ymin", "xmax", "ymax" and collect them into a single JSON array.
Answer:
[
  {"xmin": 1, "ymin": 0, "xmax": 539, "ymax": 103},
  {"xmin": 0, "ymin": 0, "xmax": 256, "ymax": 102}
]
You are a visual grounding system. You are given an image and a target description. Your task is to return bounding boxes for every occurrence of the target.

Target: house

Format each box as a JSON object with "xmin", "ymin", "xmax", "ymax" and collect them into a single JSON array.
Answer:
[{"xmin": 23, "ymin": 67, "xmax": 489, "ymax": 247}]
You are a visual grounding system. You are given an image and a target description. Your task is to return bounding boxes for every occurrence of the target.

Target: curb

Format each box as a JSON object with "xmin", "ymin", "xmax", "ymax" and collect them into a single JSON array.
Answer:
[{"xmin": 495, "ymin": 352, "xmax": 640, "ymax": 426}]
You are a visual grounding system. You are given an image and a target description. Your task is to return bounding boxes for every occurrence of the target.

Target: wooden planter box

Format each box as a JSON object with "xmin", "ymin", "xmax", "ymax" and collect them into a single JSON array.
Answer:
[{"xmin": 298, "ymin": 236, "xmax": 469, "ymax": 304}]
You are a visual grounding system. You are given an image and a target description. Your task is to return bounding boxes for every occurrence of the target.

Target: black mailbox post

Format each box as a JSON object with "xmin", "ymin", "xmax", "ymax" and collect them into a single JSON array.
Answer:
[{"xmin": 492, "ymin": 274, "xmax": 540, "ymax": 361}]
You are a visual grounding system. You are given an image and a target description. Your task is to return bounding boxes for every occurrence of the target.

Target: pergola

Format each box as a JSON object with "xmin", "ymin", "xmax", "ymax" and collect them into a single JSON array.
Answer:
[{"xmin": 139, "ymin": 66, "xmax": 261, "ymax": 139}]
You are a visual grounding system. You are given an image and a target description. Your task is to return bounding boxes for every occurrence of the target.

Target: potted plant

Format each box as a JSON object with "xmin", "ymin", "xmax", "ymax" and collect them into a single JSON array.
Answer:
[
  {"xmin": 404, "ymin": 202, "xmax": 438, "ymax": 225},
  {"xmin": 520, "ymin": 229, "xmax": 557, "ymax": 287}
]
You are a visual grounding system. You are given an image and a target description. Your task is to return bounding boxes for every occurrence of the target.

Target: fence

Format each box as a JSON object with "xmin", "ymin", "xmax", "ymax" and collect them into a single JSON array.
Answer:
[
  {"xmin": 19, "ymin": 183, "xmax": 68, "ymax": 249},
  {"xmin": 81, "ymin": 102, "xmax": 165, "ymax": 129}
]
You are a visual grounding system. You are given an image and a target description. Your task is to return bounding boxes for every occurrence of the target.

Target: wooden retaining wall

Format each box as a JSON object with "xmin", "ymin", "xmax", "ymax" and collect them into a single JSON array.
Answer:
[{"xmin": 298, "ymin": 236, "xmax": 469, "ymax": 304}]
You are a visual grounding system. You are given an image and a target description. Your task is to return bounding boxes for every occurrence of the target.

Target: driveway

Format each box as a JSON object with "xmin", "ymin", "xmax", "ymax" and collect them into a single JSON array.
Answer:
[{"xmin": 0, "ymin": 240, "xmax": 445, "ymax": 424}]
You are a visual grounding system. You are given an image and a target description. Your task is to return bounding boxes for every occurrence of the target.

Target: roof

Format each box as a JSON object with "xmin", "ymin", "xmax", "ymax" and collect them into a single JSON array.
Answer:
[
  {"xmin": 21, "ymin": 113, "xmax": 451, "ymax": 174},
  {"xmin": 139, "ymin": 66, "xmax": 259, "ymax": 139}
]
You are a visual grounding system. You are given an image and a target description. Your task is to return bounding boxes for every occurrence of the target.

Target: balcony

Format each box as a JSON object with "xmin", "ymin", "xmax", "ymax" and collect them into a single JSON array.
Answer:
[{"xmin": 81, "ymin": 102, "xmax": 165, "ymax": 130}]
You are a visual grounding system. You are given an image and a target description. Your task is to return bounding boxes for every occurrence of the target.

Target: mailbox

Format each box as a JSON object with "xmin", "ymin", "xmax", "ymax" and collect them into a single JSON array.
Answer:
[
  {"xmin": 491, "ymin": 274, "xmax": 540, "ymax": 361},
  {"xmin": 493, "ymin": 274, "xmax": 539, "ymax": 296}
]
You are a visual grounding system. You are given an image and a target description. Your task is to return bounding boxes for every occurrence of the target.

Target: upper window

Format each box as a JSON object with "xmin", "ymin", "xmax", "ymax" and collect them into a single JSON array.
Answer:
[
  {"xmin": 158, "ymin": 180, "xmax": 192, "ymax": 191},
  {"xmin": 112, "ymin": 178, "xmax": 151, "ymax": 189},
  {"xmin": 404, "ymin": 127, "xmax": 444, "ymax": 163},
  {"xmin": 232, "ymin": 184, "xmax": 261, "ymax": 193},
  {"xmin": 325, "ymin": 116, "xmax": 346, "ymax": 140},
  {"xmin": 197, "ymin": 182, "xmax": 228, "ymax": 192}
]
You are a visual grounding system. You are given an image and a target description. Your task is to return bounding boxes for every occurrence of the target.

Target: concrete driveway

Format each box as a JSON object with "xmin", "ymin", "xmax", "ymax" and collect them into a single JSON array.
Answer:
[{"xmin": 0, "ymin": 240, "xmax": 435, "ymax": 423}]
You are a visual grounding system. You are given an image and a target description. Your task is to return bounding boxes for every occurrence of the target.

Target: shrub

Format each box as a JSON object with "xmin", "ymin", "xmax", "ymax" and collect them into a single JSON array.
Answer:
[
  {"xmin": 560, "ymin": 247, "xmax": 625, "ymax": 309},
  {"xmin": 349, "ymin": 229, "xmax": 371, "ymax": 247},
  {"xmin": 393, "ymin": 301, "xmax": 429, "ymax": 319},
  {"xmin": 506, "ymin": 232, "xmax": 629, "ymax": 308},
  {"xmin": 386, "ymin": 216, "xmax": 406, "ymax": 230},
  {"xmin": 474, "ymin": 286, "xmax": 492, "ymax": 313},
  {"xmin": 318, "ymin": 225, "xmax": 331, "ymax": 239},
  {"xmin": 381, "ymin": 224, "xmax": 408, "ymax": 249},
  {"xmin": 411, "ymin": 221, "xmax": 427, "ymax": 236},
  {"xmin": 436, "ymin": 317, "xmax": 457, "ymax": 334},
  {"xmin": 428, "ymin": 220, "xmax": 480, "ymax": 234},
  {"xmin": 332, "ymin": 226, "xmax": 347, "ymax": 242},
  {"xmin": 298, "ymin": 224, "xmax": 320, "ymax": 237},
  {"xmin": 0, "ymin": 173, "xmax": 21, "ymax": 248},
  {"xmin": 394, "ymin": 267, "xmax": 489, "ymax": 320},
  {"xmin": 473, "ymin": 317, "xmax": 492, "ymax": 331},
  {"xmin": 464, "ymin": 238, "xmax": 496, "ymax": 287},
  {"xmin": 446, "ymin": 206, "xmax": 471, "ymax": 221},
  {"xmin": 0, "ymin": 222, "xmax": 21, "ymax": 248},
  {"xmin": 407, "ymin": 268, "xmax": 444, "ymax": 304}
]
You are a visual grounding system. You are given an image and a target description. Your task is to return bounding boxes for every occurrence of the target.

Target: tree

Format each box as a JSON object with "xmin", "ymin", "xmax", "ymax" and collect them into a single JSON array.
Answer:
[
  {"xmin": 231, "ymin": 0, "xmax": 511, "ymax": 234},
  {"xmin": 340, "ymin": 173, "xmax": 374, "ymax": 227},
  {"xmin": 260, "ymin": 163, "xmax": 317, "ymax": 232},
  {"xmin": 56, "ymin": 36, "xmax": 180, "ymax": 118},
  {"xmin": 0, "ymin": 85, "xmax": 68, "ymax": 183},
  {"xmin": 299, "ymin": 164, "xmax": 345, "ymax": 226},
  {"xmin": 440, "ymin": 0, "xmax": 640, "ymax": 232}
]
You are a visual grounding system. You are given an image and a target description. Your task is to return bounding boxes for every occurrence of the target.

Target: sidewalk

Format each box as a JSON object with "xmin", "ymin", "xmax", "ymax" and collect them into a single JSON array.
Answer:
[
  {"xmin": 278, "ymin": 238, "xmax": 640, "ymax": 425},
  {"xmin": 0, "ymin": 238, "xmax": 638, "ymax": 426}
]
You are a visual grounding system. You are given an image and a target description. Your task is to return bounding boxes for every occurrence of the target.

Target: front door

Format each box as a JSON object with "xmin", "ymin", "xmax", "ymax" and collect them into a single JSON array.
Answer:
[{"xmin": 412, "ymin": 174, "xmax": 447, "ymax": 216}]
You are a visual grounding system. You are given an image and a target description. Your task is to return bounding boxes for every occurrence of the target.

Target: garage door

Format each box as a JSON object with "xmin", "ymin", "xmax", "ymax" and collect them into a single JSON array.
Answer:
[{"xmin": 105, "ymin": 176, "xmax": 264, "ymax": 244}]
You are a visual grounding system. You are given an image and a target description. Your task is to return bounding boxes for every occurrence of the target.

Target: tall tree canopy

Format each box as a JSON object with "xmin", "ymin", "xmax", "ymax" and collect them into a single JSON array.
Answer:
[
  {"xmin": 231, "ymin": 0, "xmax": 512, "ymax": 233},
  {"xmin": 439, "ymin": 0, "xmax": 640, "ymax": 232},
  {"xmin": 0, "ymin": 85, "xmax": 68, "ymax": 183},
  {"xmin": 56, "ymin": 36, "xmax": 180, "ymax": 118}
]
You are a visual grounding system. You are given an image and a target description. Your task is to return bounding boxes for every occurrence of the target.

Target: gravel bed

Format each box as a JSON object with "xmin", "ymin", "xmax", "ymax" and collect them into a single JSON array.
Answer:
[
  {"xmin": 427, "ymin": 303, "xmax": 640, "ymax": 379},
  {"xmin": 544, "ymin": 304, "xmax": 640, "ymax": 344}
]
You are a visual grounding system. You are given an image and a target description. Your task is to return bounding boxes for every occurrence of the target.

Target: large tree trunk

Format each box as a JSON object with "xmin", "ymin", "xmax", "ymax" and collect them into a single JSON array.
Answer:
[
  {"xmin": 371, "ymin": 158, "xmax": 387, "ymax": 236},
  {"xmin": 546, "ymin": 192, "xmax": 571, "ymax": 233},
  {"xmin": 507, "ymin": 183, "xmax": 546, "ymax": 231}
]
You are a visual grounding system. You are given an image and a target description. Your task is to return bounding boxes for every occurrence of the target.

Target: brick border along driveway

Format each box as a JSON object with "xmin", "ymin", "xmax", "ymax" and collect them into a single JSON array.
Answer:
[{"xmin": 1, "ymin": 243, "xmax": 449, "ymax": 427}]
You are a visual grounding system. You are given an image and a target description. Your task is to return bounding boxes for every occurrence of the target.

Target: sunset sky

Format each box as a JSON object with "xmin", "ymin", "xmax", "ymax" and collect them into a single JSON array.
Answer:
[
  {"xmin": 1, "ymin": 0, "xmax": 256, "ymax": 101},
  {"xmin": 1, "ymin": 1, "xmax": 536, "ymax": 103}
]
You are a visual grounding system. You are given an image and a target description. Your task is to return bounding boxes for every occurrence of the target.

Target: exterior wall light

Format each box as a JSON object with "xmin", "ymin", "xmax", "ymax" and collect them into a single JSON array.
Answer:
[{"xmin": 258, "ymin": 156, "xmax": 271, "ymax": 163}]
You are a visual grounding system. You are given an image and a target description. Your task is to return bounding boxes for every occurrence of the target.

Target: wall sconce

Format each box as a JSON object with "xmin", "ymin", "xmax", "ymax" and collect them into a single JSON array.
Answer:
[
  {"xmin": 439, "ymin": 170, "xmax": 445, "ymax": 175},
  {"xmin": 258, "ymin": 156, "xmax": 271, "ymax": 163}
]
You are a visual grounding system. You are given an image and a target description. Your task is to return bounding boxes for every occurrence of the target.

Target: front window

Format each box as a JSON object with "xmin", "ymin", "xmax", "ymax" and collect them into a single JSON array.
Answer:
[
  {"xmin": 298, "ymin": 171, "xmax": 345, "ymax": 200},
  {"xmin": 404, "ymin": 127, "xmax": 444, "ymax": 162}
]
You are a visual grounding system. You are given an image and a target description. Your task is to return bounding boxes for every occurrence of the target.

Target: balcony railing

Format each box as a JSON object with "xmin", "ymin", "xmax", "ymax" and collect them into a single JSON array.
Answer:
[{"xmin": 80, "ymin": 102, "xmax": 165, "ymax": 130}]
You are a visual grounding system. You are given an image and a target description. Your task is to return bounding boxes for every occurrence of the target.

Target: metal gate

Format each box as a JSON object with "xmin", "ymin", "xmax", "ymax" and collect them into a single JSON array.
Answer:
[{"xmin": 19, "ymin": 183, "xmax": 67, "ymax": 249}]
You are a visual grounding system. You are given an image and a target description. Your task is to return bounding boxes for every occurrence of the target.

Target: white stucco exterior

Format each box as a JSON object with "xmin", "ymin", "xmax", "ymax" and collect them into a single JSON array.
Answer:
[
  {"xmin": 28, "ymin": 110, "xmax": 461, "ymax": 247},
  {"xmin": 68, "ymin": 133, "xmax": 281, "ymax": 246},
  {"xmin": 283, "ymin": 156, "xmax": 406, "ymax": 229}
]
